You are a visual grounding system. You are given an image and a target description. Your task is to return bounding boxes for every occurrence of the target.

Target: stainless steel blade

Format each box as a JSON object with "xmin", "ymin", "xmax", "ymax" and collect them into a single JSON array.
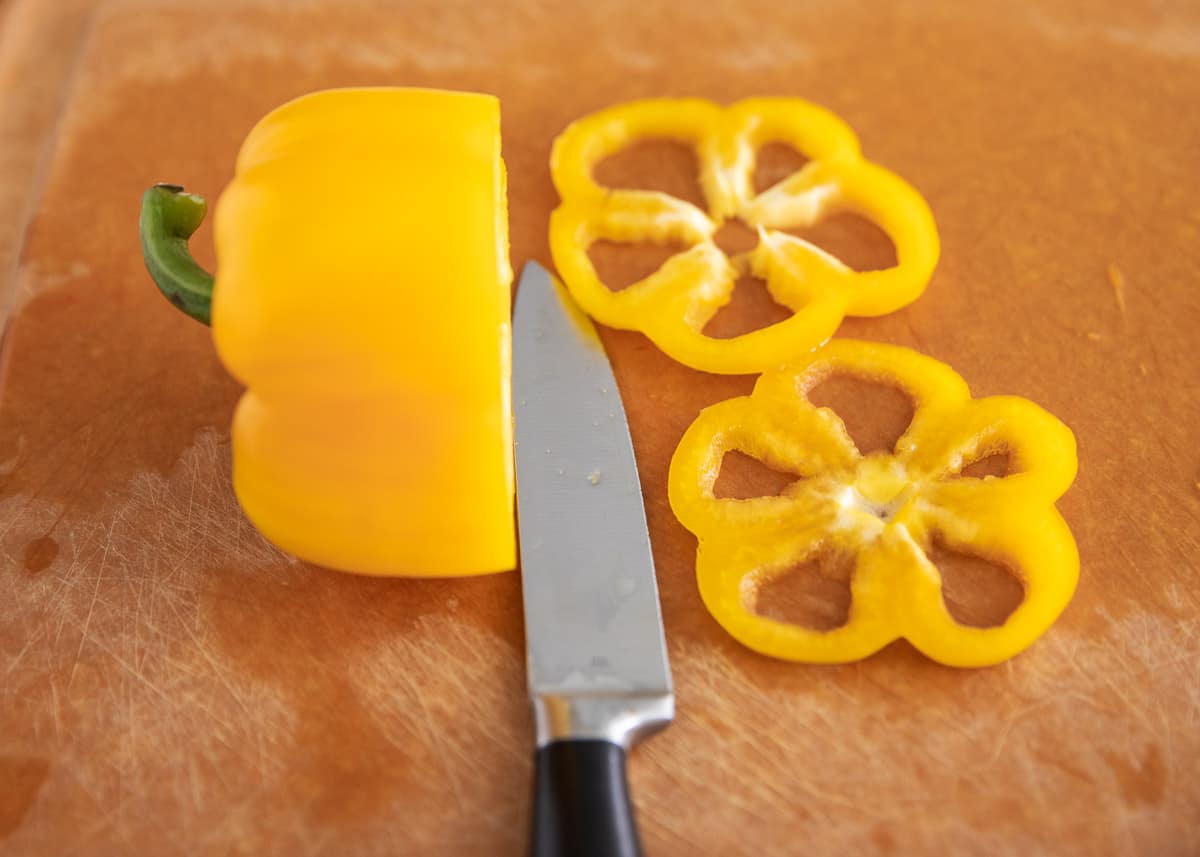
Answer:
[{"xmin": 513, "ymin": 261, "xmax": 673, "ymax": 749}]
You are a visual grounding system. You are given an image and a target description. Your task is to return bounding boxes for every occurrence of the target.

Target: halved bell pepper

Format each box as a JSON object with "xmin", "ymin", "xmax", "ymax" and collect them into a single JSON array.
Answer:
[{"xmin": 140, "ymin": 87, "xmax": 515, "ymax": 576}]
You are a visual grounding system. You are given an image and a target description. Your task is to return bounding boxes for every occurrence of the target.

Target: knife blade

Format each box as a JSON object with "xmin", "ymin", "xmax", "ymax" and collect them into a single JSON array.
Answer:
[{"xmin": 513, "ymin": 261, "xmax": 673, "ymax": 857}]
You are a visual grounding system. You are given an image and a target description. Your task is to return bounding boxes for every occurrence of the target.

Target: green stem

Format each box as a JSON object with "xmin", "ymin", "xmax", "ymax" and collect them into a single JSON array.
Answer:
[{"xmin": 139, "ymin": 183, "xmax": 214, "ymax": 325}]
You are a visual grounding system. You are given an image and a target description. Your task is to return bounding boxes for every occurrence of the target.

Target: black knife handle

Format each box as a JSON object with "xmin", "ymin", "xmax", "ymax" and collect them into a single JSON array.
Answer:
[{"xmin": 531, "ymin": 739, "xmax": 644, "ymax": 857}]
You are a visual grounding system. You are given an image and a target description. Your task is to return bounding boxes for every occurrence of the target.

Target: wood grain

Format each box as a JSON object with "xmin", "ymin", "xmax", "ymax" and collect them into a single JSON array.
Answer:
[
  {"xmin": 1, "ymin": 0, "xmax": 1198, "ymax": 854},
  {"xmin": 0, "ymin": 0, "xmax": 96, "ymax": 322}
]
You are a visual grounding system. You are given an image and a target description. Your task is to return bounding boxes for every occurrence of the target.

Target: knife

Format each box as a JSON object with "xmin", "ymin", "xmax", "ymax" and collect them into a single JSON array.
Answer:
[{"xmin": 513, "ymin": 261, "xmax": 674, "ymax": 857}]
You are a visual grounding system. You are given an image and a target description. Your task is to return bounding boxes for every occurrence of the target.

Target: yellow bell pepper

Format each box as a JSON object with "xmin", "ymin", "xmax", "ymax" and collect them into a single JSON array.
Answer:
[
  {"xmin": 549, "ymin": 97, "xmax": 940, "ymax": 374},
  {"xmin": 667, "ymin": 340, "xmax": 1078, "ymax": 667},
  {"xmin": 139, "ymin": 88, "xmax": 515, "ymax": 576}
]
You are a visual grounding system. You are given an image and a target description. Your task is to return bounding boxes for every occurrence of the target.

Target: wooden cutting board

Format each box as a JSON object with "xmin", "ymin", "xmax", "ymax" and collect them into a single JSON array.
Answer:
[{"xmin": 2, "ymin": 1, "xmax": 1198, "ymax": 854}]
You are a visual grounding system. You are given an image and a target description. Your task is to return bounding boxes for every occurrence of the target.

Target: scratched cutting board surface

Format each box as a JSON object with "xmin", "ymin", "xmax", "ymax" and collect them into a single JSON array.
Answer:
[{"xmin": 1, "ymin": 0, "xmax": 1198, "ymax": 854}]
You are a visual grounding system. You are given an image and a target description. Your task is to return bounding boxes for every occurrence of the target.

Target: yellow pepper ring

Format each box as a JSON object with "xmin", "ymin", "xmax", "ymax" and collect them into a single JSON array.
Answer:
[
  {"xmin": 667, "ymin": 340, "xmax": 1079, "ymax": 667},
  {"xmin": 549, "ymin": 98, "xmax": 941, "ymax": 374}
]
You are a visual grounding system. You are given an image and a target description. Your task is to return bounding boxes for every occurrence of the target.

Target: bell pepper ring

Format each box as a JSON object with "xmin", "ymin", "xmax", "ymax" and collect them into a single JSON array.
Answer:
[
  {"xmin": 549, "ymin": 97, "xmax": 940, "ymax": 374},
  {"xmin": 667, "ymin": 340, "xmax": 1079, "ymax": 667},
  {"xmin": 139, "ymin": 87, "xmax": 516, "ymax": 577}
]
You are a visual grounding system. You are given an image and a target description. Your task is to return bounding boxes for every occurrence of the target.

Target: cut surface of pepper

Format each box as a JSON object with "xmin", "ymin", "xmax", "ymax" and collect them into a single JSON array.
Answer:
[
  {"xmin": 667, "ymin": 341, "xmax": 1078, "ymax": 667},
  {"xmin": 549, "ymin": 98, "xmax": 940, "ymax": 374},
  {"xmin": 139, "ymin": 87, "xmax": 515, "ymax": 576}
]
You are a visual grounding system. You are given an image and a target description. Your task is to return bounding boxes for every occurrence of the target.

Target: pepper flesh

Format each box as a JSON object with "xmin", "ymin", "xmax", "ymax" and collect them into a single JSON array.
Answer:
[
  {"xmin": 667, "ymin": 340, "xmax": 1078, "ymax": 666},
  {"xmin": 141, "ymin": 88, "xmax": 515, "ymax": 576},
  {"xmin": 549, "ymin": 98, "xmax": 940, "ymax": 374}
]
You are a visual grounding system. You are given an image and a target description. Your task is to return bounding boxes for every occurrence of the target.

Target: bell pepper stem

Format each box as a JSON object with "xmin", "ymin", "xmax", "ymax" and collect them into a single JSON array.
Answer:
[{"xmin": 139, "ymin": 183, "xmax": 214, "ymax": 325}]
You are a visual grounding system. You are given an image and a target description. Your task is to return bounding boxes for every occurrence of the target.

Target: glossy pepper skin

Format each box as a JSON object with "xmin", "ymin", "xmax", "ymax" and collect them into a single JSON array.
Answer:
[
  {"xmin": 549, "ymin": 98, "xmax": 939, "ymax": 374},
  {"xmin": 140, "ymin": 88, "xmax": 515, "ymax": 576},
  {"xmin": 668, "ymin": 341, "xmax": 1078, "ymax": 667}
]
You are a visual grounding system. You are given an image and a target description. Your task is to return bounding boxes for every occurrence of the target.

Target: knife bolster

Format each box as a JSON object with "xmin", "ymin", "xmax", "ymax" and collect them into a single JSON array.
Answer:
[{"xmin": 533, "ymin": 692, "xmax": 674, "ymax": 749}]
